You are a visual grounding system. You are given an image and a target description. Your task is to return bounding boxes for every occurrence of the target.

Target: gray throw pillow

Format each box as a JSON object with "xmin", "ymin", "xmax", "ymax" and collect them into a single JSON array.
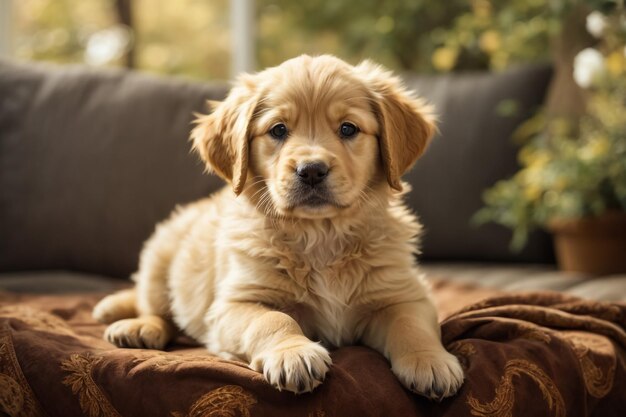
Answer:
[
  {"xmin": 0, "ymin": 59, "xmax": 227, "ymax": 278},
  {"xmin": 403, "ymin": 65, "xmax": 554, "ymax": 263}
]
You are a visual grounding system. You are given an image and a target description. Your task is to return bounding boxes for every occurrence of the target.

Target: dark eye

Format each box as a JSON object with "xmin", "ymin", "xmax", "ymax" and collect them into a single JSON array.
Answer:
[
  {"xmin": 269, "ymin": 123, "xmax": 288, "ymax": 140},
  {"xmin": 339, "ymin": 122, "xmax": 359, "ymax": 139}
]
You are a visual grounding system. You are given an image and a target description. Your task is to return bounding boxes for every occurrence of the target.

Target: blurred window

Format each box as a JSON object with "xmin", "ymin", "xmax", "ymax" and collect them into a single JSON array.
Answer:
[
  {"xmin": 11, "ymin": 0, "xmax": 232, "ymax": 79},
  {"xmin": 8, "ymin": 0, "xmax": 554, "ymax": 79}
]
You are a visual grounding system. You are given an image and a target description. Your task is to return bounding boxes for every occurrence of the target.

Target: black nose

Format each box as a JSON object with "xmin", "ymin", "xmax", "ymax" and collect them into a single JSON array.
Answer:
[{"xmin": 296, "ymin": 162, "xmax": 329, "ymax": 186}]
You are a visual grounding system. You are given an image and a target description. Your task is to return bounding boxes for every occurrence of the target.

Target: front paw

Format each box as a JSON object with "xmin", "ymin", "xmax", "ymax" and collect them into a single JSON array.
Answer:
[
  {"xmin": 392, "ymin": 350, "xmax": 464, "ymax": 401},
  {"xmin": 250, "ymin": 336, "xmax": 332, "ymax": 394}
]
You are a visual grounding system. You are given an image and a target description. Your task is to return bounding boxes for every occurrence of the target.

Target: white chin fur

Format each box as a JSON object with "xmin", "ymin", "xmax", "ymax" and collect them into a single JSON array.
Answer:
[{"xmin": 289, "ymin": 204, "xmax": 342, "ymax": 219}]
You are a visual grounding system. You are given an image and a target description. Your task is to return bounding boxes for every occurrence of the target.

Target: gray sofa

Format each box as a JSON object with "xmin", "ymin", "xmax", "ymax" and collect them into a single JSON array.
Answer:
[{"xmin": 1, "ymin": 58, "xmax": 625, "ymax": 301}]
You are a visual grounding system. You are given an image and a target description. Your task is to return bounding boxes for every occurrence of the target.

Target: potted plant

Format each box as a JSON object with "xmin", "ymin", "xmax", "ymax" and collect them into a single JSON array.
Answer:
[{"xmin": 474, "ymin": 5, "xmax": 626, "ymax": 275}]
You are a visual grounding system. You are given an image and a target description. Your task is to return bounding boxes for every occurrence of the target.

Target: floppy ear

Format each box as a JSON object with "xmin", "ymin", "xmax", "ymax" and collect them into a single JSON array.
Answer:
[
  {"xmin": 191, "ymin": 78, "xmax": 259, "ymax": 195},
  {"xmin": 355, "ymin": 60, "xmax": 437, "ymax": 191}
]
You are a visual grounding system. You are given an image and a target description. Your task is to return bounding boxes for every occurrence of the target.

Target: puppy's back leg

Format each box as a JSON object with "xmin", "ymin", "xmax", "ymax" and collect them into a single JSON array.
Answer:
[
  {"xmin": 98, "ymin": 206, "xmax": 202, "ymax": 349},
  {"xmin": 94, "ymin": 288, "xmax": 173, "ymax": 349},
  {"xmin": 93, "ymin": 288, "xmax": 138, "ymax": 324},
  {"xmin": 99, "ymin": 262, "xmax": 176, "ymax": 350},
  {"xmin": 99, "ymin": 274, "xmax": 175, "ymax": 349},
  {"xmin": 104, "ymin": 265, "xmax": 177, "ymax": 349}
]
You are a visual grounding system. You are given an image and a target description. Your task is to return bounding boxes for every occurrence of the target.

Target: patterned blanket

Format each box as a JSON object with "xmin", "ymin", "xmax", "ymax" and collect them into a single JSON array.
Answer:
[{"xmin": 1, "ymin": 282, "xmax": 624, "ymax": 417}]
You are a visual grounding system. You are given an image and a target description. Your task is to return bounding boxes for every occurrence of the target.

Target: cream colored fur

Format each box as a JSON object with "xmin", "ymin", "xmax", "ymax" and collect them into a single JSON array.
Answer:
[{"xmin": 93, "ymin": 55, "xmax": 464, "ymax": 399}]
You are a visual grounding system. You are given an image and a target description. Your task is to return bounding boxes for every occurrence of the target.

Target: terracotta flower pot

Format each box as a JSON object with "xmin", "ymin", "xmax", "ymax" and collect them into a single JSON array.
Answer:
[{"xmin": 548, "ymin": 211, "xmax": 626, "ymax": 275}]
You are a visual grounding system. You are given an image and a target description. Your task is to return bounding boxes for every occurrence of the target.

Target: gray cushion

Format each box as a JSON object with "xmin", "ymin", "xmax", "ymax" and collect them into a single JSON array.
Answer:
[
  {"xmin": 0, "ymin": 59, "xmax": 227, "ymax": 278},
  {"xmin": 0, "ymin": 271, "xmax": 127, "ymax": 293},
  {"xmin": 404, "ymin": 65, "xmax": 554, "ymax": 263},
  {"xmin": 422, "ymin": 263, "xmax": 626, "ymax": 302}
]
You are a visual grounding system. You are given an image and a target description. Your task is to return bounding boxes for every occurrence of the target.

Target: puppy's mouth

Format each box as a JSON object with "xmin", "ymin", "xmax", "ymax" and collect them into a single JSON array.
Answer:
[{"xmin": 287, "ymin": 185, "xmax": 346, "ymax": 210}]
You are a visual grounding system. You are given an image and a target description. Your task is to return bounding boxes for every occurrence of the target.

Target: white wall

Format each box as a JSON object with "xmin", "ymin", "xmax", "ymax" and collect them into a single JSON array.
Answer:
[
  {"xmin": 230, "ymin": 0, "xmax": 255, "ymax": 78},
  {"xmin": 0, "ymin": 0, "xmax": 12, "ymax": 57}
]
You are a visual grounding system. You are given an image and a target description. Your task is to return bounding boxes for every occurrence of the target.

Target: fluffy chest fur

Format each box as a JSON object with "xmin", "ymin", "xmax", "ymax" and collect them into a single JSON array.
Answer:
[
  {"xmin": 221, "ymin": 197, "xmax": 423, "ymax": 347},
  {"xmin": 273, "ymin": 227, "xmax": 374, "ymax": 346}
]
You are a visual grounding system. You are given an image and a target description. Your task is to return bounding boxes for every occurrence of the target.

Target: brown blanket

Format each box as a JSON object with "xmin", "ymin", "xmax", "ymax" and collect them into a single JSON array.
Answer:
[{"xmin": 1, "ymin": 283, "xmax": 625, "ymax": 417}]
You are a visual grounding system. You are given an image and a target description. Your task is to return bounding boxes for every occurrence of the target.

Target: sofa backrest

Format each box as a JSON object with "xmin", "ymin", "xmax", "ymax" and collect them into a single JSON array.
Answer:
[
  {"xmin": 0, "ymin": 59, "xmax": 553, "ymax": 279},
  {"xmin": 0, "ymin": 60, "xmax": 227, "ymax": 278},
  {"xmin": 404, "ymin": 66, "xmax": 554, "ymax": 263}
]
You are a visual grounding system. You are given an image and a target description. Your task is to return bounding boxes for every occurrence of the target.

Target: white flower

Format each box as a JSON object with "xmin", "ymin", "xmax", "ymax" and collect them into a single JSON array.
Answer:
[
  {"xmin": 586, "ymin": 11, "xmax": 607, "ymax": 38},
  {"xmin": 85, "ymin": 25, "xmax": 132, "ymax": 66},
  {"xmin": 573, "ymin": 48, "xmax": 605, "ymax": 88}
]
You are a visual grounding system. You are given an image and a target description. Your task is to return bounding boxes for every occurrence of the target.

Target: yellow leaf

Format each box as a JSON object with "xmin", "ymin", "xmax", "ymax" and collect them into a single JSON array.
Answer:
[
  {"xmin": 480, "ymin": 30, "xmax": 501, "ymax": 53},
  {"xmin": 432, "ymin": 47, "xmax": 458, "ymax": 72},
  {"xmin": 605, "ymin": 51, "xmax": 624, "ymax": 76}
]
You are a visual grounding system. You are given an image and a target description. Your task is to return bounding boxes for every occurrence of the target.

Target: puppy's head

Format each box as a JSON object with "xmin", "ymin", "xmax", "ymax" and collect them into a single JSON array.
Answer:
[{"xmin": 192, "ymin": 55, "xmax": 435, "ymax": 219}]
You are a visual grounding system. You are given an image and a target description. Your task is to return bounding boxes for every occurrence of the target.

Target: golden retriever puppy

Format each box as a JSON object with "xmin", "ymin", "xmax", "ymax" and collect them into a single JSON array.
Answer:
[{"xmin": 93, "ymin": 55, "xmax": 464, "ymax": 399}]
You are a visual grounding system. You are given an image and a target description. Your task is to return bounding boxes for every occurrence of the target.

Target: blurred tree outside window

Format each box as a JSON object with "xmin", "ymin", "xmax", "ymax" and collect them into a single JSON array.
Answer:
[
  {"xmin": 9, "ymin": 0, "xmax": 599, "ymax": 79},
  {"xmin": 12, "ymin": 0, "xmax": 231, "ymax": 79}
]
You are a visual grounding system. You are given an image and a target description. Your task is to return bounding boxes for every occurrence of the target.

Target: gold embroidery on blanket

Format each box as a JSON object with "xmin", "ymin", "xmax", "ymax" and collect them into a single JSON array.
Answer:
[
  {"xmin": 0, "ymin": 325, "xmax": 46, "ymax": 417},
  {"xmin": 60, "ymin": 353, "xmax": 121, "ymax": 417},
  {"xmin": 0, "ymin": 306, "xmax": 74, "ymax": 335},
  {"xmin": 560, "ymin": 331, "xmax": 615, "ymax": 398},
  {"xmin": 448, "ymin": 341, "xmax": 476, "ymax": 370},
  {"xmin": 618, "ymin": 344, "xmax": 626, "ymax": 373},
  {"xmin": 171, "ymin": 385, "xmax": 257, "ymax": 417},
  {"xmin": 467, "ymin": 359, "xmax": 565, "ymax": 417},
  {"xmin": 0, "ymin": 373, "xmax": 24, "ymax": 417},
  {"xmin": 144, "ymin": 352, "xmax": 221, "ymax": 368}
]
